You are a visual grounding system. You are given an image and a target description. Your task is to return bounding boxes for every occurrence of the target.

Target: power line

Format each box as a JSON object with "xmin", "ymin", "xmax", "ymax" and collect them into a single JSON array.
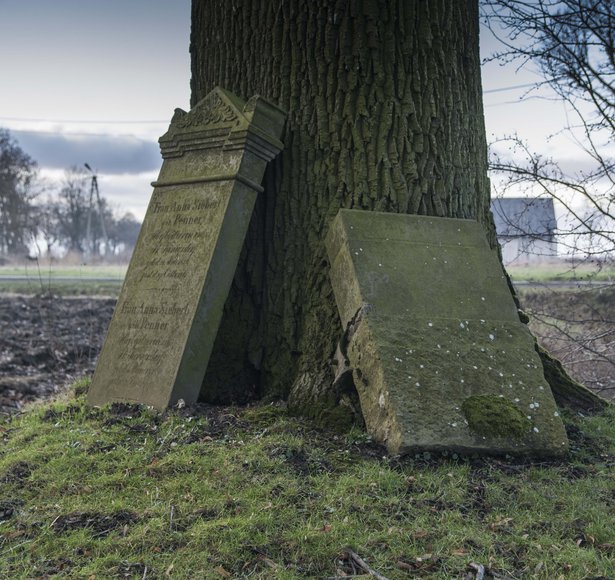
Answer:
[
  {"xmin": 2, "ymin": 84, "xmax": 539, "ymax": 125},
  {"xmin": 0, "ymin": 116, "xmax": 168, "ymax": 125},
  {"xmin": 483, "ymin": 82, "xmax": 538, "ymax": 94}
]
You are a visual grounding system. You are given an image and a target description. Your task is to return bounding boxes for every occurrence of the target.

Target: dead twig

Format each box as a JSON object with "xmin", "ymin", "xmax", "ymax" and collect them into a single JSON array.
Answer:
[{"xmin": 342, "ymin": 549, "xmax": 390, "ymax": 580}]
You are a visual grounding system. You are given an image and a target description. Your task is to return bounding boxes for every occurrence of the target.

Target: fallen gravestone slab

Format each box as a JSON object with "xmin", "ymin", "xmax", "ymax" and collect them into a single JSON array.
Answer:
[
  {"xmin": 326, "ymin": 209, "xmax": 568, "ymax": 456},
  {"xmin": 88, "ymin": 87, "xmax": 285, "ymax": 409}
]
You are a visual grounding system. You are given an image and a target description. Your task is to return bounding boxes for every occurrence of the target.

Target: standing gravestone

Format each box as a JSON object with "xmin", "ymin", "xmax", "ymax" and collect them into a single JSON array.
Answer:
[
  {"xmin": 88, "ymin": 87, "xmax": 285, "ymax": 409},
  {"xmin": 326, "ymin": 209, "xmax": 568, "ymax": 456}
]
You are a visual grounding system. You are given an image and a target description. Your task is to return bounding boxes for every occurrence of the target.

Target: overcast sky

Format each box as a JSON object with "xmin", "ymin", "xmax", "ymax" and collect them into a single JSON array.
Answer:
[{"xmin": 0, "ymin": 1, "xmax": 572, "ymax": 220}]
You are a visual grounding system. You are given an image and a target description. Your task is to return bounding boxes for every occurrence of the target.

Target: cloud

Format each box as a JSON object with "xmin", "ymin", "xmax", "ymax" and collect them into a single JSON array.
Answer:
[{"xmin": 12, "ymin": 130, "xmax": 161, "ymax": 174}]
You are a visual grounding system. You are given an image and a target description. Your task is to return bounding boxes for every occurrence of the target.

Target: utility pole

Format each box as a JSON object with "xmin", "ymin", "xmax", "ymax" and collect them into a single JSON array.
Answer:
[{"xmin": 84, "ymin": 163, "xmax": 108, "ymax": 259}]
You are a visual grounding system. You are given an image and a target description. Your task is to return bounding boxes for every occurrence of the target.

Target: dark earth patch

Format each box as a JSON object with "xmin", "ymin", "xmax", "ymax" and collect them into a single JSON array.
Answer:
[
  {"xmin": 0, "ymin": 294, "xmax": 115, "ymax": 415},
  {"xmin": 51, "ymin": 510, "xmax": 138, "ymax": 537},
  {"xmin": 1, "ymin": 460, "xmax": 32, "ymax": 484}
]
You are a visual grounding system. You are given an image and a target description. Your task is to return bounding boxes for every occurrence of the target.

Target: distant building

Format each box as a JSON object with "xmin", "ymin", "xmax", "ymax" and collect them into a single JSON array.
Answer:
[{"xmin": 491, "ymin": 198, "xmax": 557, "ymax": 265}]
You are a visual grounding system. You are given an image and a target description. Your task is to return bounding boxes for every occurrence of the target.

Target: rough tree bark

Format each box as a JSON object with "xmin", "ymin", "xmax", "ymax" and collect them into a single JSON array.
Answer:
[{"xmin": 191, "ymin": 0, "xmax": 606, "ymax": 421}]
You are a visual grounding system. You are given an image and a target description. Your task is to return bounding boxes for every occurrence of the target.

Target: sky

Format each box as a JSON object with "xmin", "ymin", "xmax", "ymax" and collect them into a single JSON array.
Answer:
[{"xmin": 0, "ymin": 1, "xmax": 576, "ymax": 221}]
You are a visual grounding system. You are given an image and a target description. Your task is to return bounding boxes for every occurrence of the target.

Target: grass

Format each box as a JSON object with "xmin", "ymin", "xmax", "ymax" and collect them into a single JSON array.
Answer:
[
  {"xmin": 0, "ymin": 264, "xmax": 128, "ymax": 278},
  {"xmin": 0, "ymin": 264, "xmax": 125, "ymax": 296},
  {"xmin": 1, "ymin": 381, "xmax": 614, "ymax": 579},
  {"xmin": 506, "ymin": 263, "xmax": 615, "ymax": 283}
]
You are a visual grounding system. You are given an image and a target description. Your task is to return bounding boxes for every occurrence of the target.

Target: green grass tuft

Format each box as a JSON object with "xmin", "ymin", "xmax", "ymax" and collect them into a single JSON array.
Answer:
[{"xmin": 1, "ymin": 382, "xmax": 614, "ymax": 578}]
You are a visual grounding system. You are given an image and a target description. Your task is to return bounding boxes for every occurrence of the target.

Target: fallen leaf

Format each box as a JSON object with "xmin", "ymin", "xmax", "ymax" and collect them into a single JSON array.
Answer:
[
  {"xmin": 411, "ymin": 529, "xmax": 429, "ymax": 539},
  {"xmin": 165, "ymin": 563, "xmax": 174, "ymax": 577},
  {"xmin": 452, "ymin": 548, "xmax": 469, "ymax": 556},
  {"xmin": 213, "ymin": 565, "xmax": 231, "ymax": 578}
]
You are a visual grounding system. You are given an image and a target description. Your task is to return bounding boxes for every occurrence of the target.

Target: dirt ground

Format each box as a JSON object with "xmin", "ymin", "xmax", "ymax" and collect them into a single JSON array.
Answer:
[
  {"xmin": 0, "ymin": 288, "xmax": 613, "ymax": 416},
  {"xmin": 521, "ymin": 285, "xmax": 615, "ymax": 401},
  {"xmin": 0, "ymin": 294, "xmax": 115, "ymax": 415}
]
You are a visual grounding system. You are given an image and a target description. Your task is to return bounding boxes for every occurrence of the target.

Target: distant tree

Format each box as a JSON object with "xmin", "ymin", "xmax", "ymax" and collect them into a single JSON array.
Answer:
[
  {"xmin": 106, "ymin": 211, "xmax": 141, "ymax": 257},
  {"xmin": 52, "ymin": 167, "xmax": 90, "ymax": 254},
  {"xmin": 33, "ymin": 196, "xmax": 61, "ymax": 256},
  {"xmin": 481, "ymin": 0, "xmax": 614, "ymax": 259},
  {"xmin": 0, "ymin": 129, "xmax": 38, "ymax": 256}
]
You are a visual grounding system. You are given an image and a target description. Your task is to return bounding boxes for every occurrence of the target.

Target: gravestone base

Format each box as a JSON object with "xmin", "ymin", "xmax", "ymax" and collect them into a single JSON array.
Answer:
[{"xmin": 326, "ymin": 210, "xmax": 568, "ymax": 456}]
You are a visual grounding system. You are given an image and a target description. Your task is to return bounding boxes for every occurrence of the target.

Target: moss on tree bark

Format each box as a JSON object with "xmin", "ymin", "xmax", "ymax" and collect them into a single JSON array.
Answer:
[{"xmin": 190, "ymin": 0, "xmax": 607, "ymax": 420}]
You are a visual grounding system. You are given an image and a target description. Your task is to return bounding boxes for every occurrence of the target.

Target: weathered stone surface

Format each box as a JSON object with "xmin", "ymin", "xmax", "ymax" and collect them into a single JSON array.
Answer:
[
  {"xmin": 88, "ymin": 87, "xmax": 285, "ymax": 409},
  {"xmin": 326, "ymin": 209, "xmax": 568, "ymax": 456}
]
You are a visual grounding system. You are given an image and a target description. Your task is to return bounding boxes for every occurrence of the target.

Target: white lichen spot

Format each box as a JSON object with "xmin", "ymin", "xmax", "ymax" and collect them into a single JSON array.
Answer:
[
  {"xmin": 514, "ymin": 398, "xmax": 520, "ymax": 403},
  {"xmin": 489, "ymin": 334, "xmax": 495, "ymax": 340},
  {"xmin": 394, "ymin": 356, "xmax": 403, "ymax": 363},
  {"xmin": 452, "ymin": 422, "xmax": 458, "ymax": 427},
  {"xmin": 419, "ymin": 364, "xmax": 424, "ymax": 369},
  {"xmin": 428, "ymin": 322, "xmax": 433, "ymax": 327},
  {"xmin": 539, "ymin": 386, "xmax": 544, "ymax": 390},
  {"xmin": 378, "ymin": 263, "xmax": 382, "ymax": 267},
  {"xmin": 378, "ymin": 393, "xmax": 385, "ymax": 408},
  {"xmin": 533, "ymin": 427, "xmax": 540, "ymax": 433},
  {"xmin": 527, "ymin": 416, "xmax": 532, "ymax": 420},
  {"xmin": 359, "ymin": 247, "xmax": 363, "ymax": 252},
  {"xmin": 499, "ymin": 372, "xmax": 504, "ymax": 377},
  {"xmin": 460, "ymin": 379, "xmax": 464, "ymax": 384},
  {"xmin": 554, "ymin": 412, "xmax": 559, "ymax": 417},
  {"xmin": 529, "ymin": 403, "xmax": 535, "ymax": 409},
  {"xmin": 437, "ymin": 344, "xmax": 441, "ymax": 349},
  {"xmin": 415, "ymin": 382, "xmax": 421, "ymax": 387}
]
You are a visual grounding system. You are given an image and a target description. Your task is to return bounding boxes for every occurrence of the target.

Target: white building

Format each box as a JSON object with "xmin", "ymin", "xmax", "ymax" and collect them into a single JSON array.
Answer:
[{"xmin": 491, "ymin": 198, "xmax": 557, "ymax": 265}]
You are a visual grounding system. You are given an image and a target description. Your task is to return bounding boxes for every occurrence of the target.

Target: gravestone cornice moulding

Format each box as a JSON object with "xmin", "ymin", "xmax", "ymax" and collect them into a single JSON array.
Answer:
[{"xmin": 158, "ymin": 86, "xmax": 285, "ymax": 163}]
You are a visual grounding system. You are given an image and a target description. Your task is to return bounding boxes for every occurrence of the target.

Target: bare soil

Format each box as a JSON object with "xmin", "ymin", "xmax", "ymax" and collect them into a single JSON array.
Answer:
[
  {"xmin": 520, "ymin": 286, "xmax": 615, "ymax": 401},
  {"xmin": 0, "ymin": 294, "xmax": 115, "ymax": 415},
  {"xmin": 0, "ymin": 288, "xmax": 612, "ymax": 416}
]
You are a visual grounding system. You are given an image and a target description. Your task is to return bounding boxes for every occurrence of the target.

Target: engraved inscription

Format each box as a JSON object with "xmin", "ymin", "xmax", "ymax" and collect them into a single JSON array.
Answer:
[{"xmin": 104, "ymin": 186, "xmax": 226, "ymax": 387}]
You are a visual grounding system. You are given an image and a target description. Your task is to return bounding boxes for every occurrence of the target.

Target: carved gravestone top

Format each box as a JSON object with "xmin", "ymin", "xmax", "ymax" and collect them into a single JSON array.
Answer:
[
  {"xmin": 326, "ymin": 209, "xmax": 568, "ymax": 456},
  {"xmin": 87, "ymin": 87, "xmax": 285, "ymax": 409}
]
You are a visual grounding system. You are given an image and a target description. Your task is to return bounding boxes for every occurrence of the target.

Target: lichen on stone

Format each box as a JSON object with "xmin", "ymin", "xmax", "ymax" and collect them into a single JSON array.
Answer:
[{"xmin": 461, "ymin": 395, "xmax": 531, "ymax": 439}]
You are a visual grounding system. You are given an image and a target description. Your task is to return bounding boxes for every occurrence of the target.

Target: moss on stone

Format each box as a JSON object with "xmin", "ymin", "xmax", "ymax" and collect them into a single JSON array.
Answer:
[{"xmin": 462, "ymin": 395, "xmax": 531, "ymax": 439}]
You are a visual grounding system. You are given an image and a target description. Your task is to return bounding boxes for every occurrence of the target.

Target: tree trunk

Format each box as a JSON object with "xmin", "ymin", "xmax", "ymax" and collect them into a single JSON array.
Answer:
[{"xmin": 190, "ymin": 0, "xmax": 606, "ymax": 419}]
